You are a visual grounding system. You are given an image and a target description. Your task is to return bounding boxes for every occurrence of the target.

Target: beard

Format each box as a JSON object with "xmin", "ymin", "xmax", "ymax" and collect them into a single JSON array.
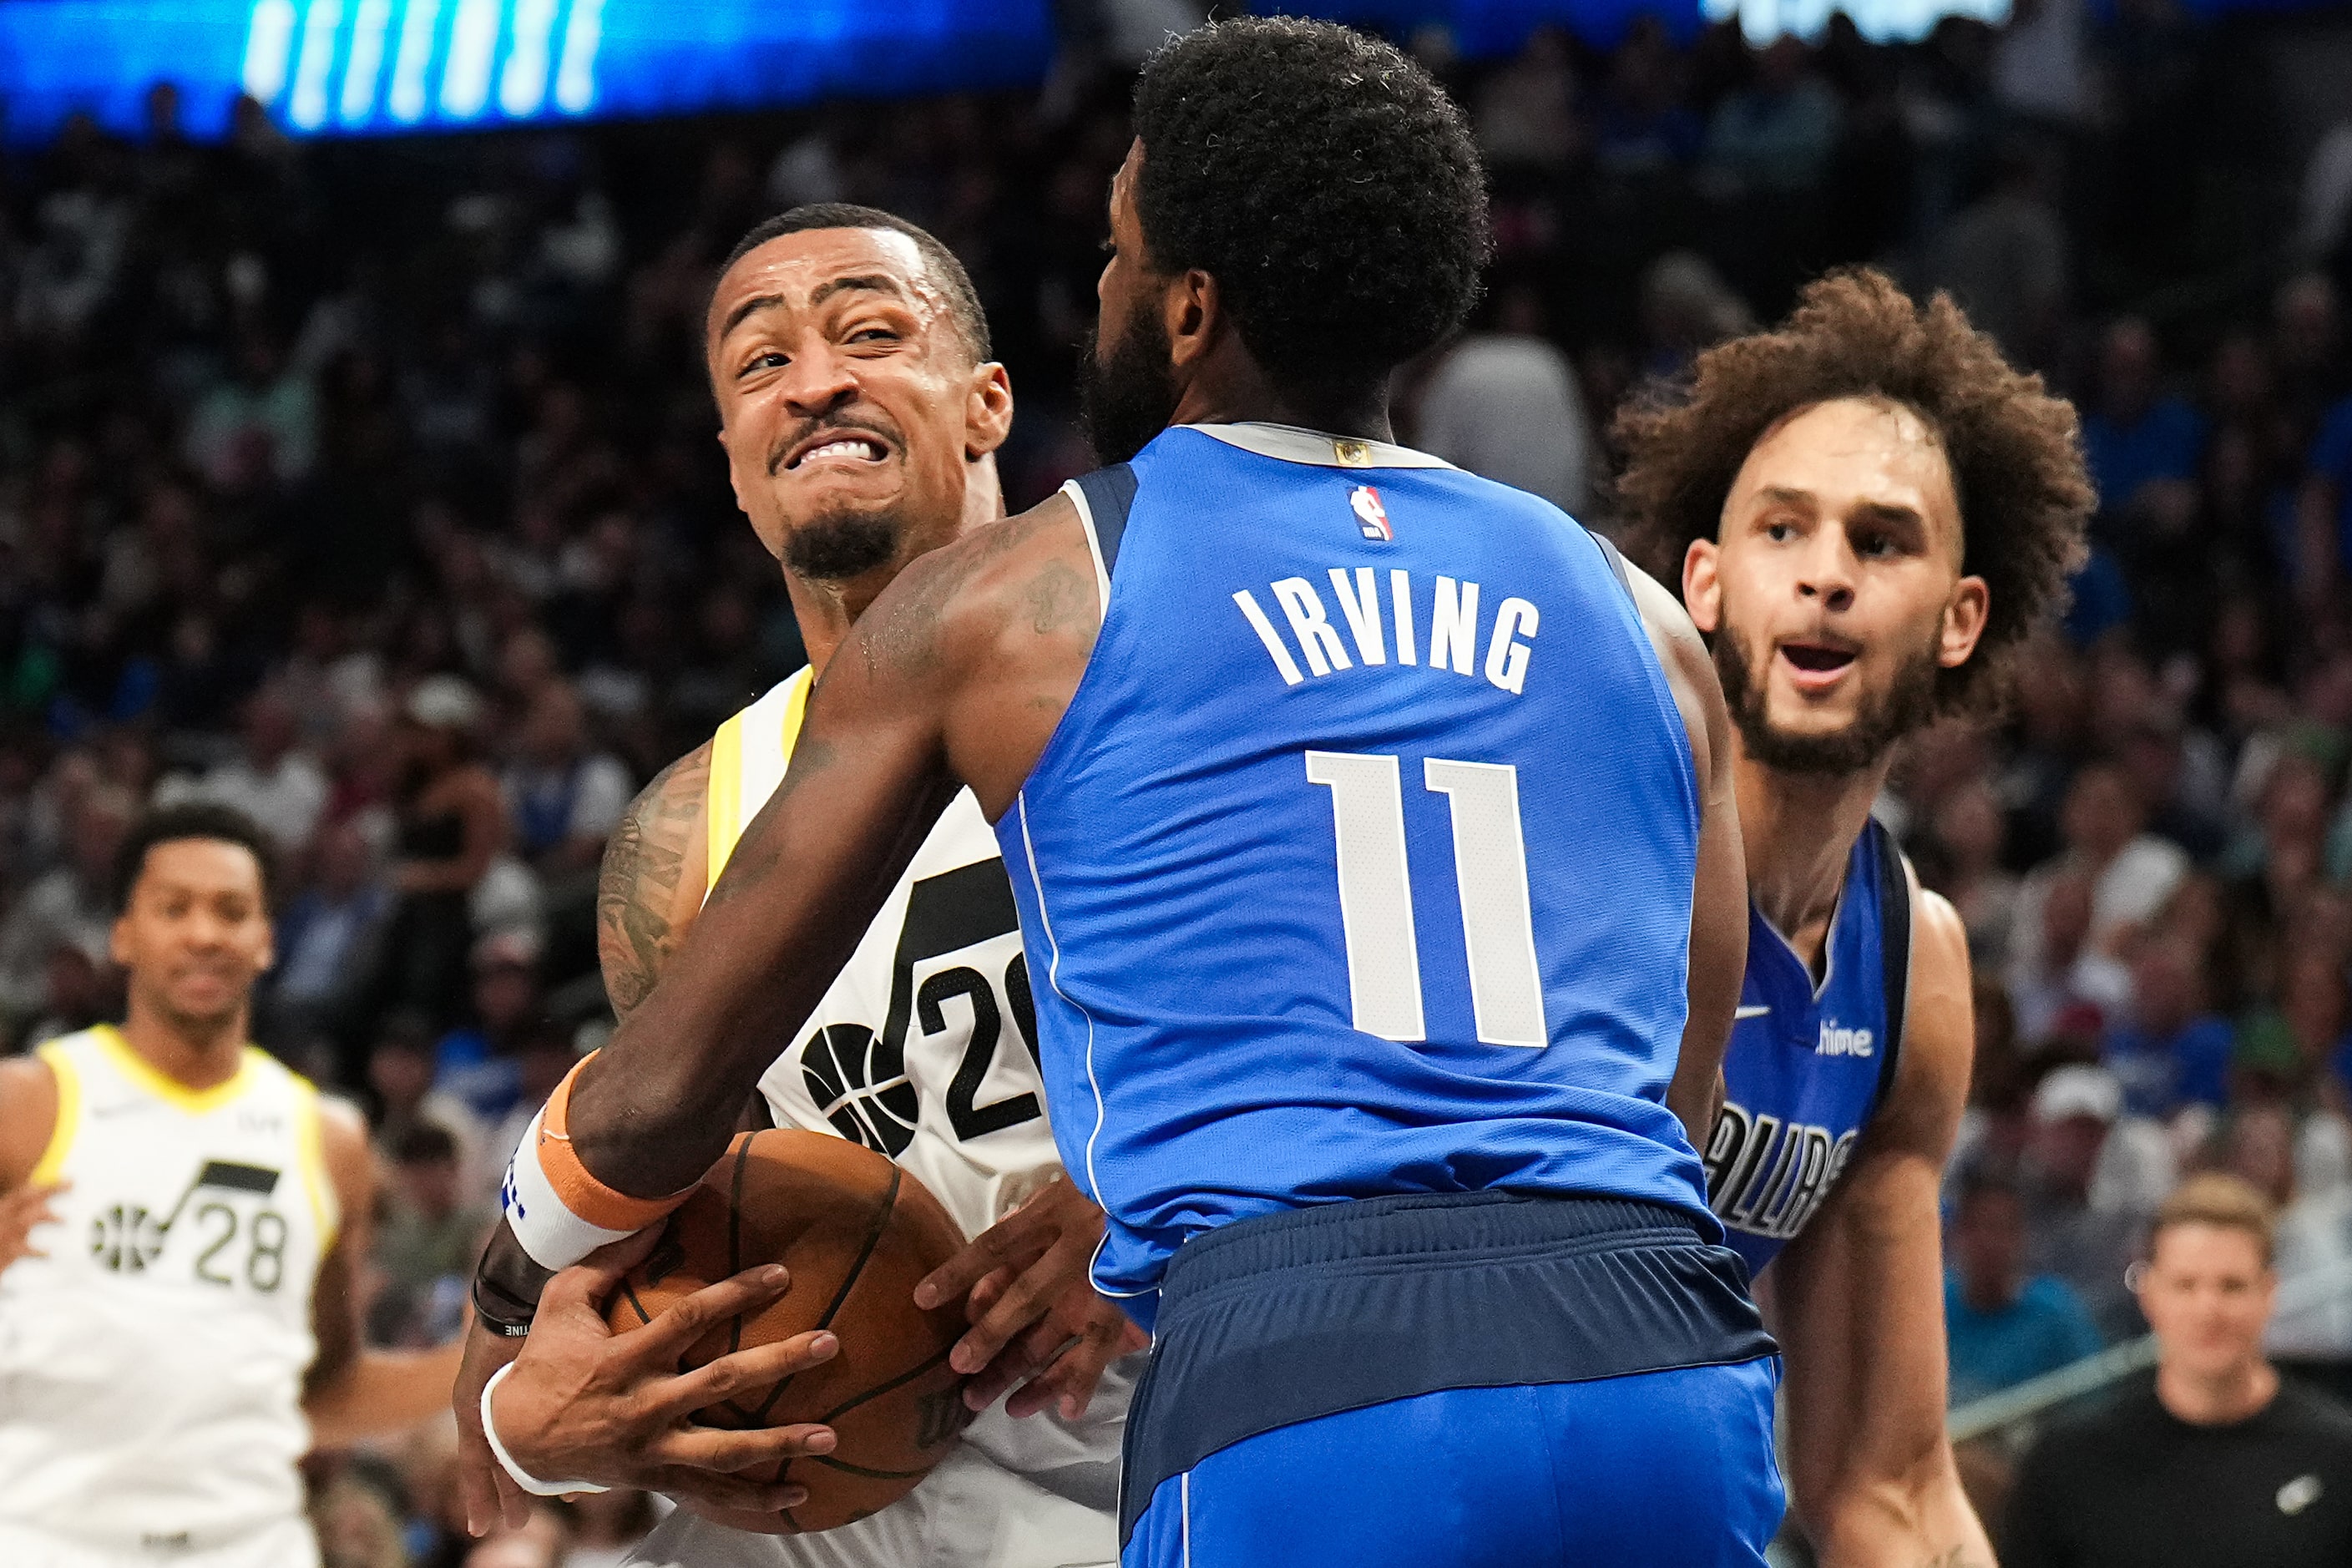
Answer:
[
  {"xmin": 1715, "ymin": 620, "xmax": 1943, "ymax": 776},
  {"xmin": 782, "ymin": 506, "xmax": 900, "ymax": 582},
  {"xmin": 1079, "ymin": 292, "xmax": 1179, "ymax": 465}
]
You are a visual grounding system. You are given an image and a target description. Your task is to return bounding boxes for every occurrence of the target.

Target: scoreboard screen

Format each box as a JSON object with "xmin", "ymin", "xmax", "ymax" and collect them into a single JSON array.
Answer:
[{"xmin": 0, "ymin": 0, "xmax": 1055, "ymax": 144}]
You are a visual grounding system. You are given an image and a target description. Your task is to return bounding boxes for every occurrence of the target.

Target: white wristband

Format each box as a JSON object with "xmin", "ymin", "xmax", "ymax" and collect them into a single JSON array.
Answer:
[
  {"xmin": 480, "ymin": 1362, "xmax": 610, "ymax": 1498},
  {"xmin": 498, "ymin": 1106, "xmax": 642, "ymax": 1272}
]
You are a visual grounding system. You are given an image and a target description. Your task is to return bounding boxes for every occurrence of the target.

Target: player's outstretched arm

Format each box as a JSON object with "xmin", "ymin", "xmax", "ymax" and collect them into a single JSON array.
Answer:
[
  {"xmin": 303, "ymin": 1099, "xmax": 468, "ymax": 1448},
  {"xmin": 1619, "ymin": 559, "xmax": 1748, "ymax": 1146},
  {"xmin": 0, "ymin": 1055, "xmax": 65, "ymax": 1279},
  {"xmin": 1771, "ymin": 882, "xmax": 1993, "ymax": 1568},
  {"xmin": 561, "ymin": 493, "xmax": 1088, "ymax": 1206}
]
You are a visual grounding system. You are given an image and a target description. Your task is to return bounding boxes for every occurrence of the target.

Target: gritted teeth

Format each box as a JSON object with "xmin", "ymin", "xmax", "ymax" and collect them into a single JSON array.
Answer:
[{"xmin": 790, "ymin": 436, "xmax": 886, "ymax": 468}]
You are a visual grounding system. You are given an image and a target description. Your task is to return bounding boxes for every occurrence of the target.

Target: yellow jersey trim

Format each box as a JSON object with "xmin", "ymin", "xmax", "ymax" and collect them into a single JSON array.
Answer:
[
  {"xmin": 291, "ymin": 1080, "xmax": 340, "ymax": 1250},
  {"xmin": 705, "ymin": 667, "xmax": 813, "ymax": 897},
  {"xmin": 91, "ymin": 1024, "xmax": 257, "ymax": 1115},
  {"xmin": 28, "ymin": 1040, "xmax": 80, "ymax": 1186},
  {"xmin": 707, "ymin": 707, "xmax": 746, "ymax": 893}
]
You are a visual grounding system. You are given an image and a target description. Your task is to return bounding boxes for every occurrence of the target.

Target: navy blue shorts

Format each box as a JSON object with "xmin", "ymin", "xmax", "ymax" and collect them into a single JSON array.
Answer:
[{"xmin": 1118, "ymin": 1190, "xmax": 1783, "ymax": 1565}]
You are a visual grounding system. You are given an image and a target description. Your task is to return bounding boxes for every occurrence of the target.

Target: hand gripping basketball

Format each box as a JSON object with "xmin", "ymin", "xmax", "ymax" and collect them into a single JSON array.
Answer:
[
  {"xmin": 914, "ymin": 1172, "xmax": 1147, "ymax": 1419},
  {"xmin": 486, "ymin": 1228, "xmax": 842, "ymax": 1512}
]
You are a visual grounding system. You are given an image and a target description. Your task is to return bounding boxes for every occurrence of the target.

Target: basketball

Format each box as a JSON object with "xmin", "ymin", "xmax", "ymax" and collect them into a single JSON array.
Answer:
[{"xmin": 603, "ymin": 1129, "xmax": 974, "ymax": 1534}]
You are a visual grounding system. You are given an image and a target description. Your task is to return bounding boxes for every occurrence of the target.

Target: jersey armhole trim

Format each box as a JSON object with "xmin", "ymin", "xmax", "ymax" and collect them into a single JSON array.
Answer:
[
  {"xmin": 706, "ymin": 709, "xmax": 746, "ymax": 897},
  {"xmin": 1869, "ymin": 819, "xmax": 1913, "ymax": 1116},
  {"xmin": 293, "ymin": 1081, "xmax": 341, "ymax": 1250},
  {"xmin": 28, "ymin": 1040, "xmax": 78, "ymax": 1186}
]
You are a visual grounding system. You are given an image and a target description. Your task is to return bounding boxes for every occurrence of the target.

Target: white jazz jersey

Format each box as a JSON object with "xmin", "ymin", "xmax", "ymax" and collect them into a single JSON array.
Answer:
[
  {"xmin": 693, "ymin": 668, "xmax": 1127, "ymax": 1565},
  {"xmin": 0, "ymin": 1027, "xmax": 337, "ymax": 1563}
]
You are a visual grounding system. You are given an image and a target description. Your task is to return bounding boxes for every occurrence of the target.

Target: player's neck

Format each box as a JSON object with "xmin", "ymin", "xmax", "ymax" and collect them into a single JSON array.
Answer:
[
  {"xmin": 1168, "ymin": 359, "xmax": 1394, "ymax": 445},
  {"xmin": 787, "ymin": 478, "xmax": 1004, "ymax": 680},
  {"xmin": 119, "ymin": 994, "xmax": 250, "ymax": 1091},
  {"xmin": 1735, "ymin": 744, "xmax": 1895, "ymax": 972},
  {"xmin": 2157, "ymin": 1355, "xmax": 2278, "ymax": 1426}
]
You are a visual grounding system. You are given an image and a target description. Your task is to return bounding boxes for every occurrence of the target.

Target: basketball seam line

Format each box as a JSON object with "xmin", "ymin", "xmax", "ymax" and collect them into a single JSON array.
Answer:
[
  {"xmin": 808, "ymin": 1454, "xmax": 938, "ymax": 1480},
  {"xmin": 813, "ymin": 1342, "xmax": 957, "ymax": 1425},
  {"xmin": 746, "ymin": 1162, "xmax": 903, "ymax": 1427}
]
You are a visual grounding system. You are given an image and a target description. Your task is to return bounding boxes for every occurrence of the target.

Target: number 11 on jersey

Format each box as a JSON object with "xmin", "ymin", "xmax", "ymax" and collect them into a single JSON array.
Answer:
[{"xmin": 1306, "ymin": 751, "xmax": 1548, "ymax": 1049}]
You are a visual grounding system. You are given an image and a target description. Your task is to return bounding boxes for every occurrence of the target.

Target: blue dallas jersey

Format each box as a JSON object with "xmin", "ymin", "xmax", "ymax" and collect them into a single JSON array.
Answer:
[
  {"xmin": 994, "ymin": 423, "xmax": 1720, "ymax": 1318},
  {"xmin": 1707, "ymin": 817, "xmax": 1913, "ymax": 1278}
]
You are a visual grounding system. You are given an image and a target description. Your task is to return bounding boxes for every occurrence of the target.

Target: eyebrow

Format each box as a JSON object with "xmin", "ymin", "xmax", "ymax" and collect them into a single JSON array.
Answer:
[
  {"xmin": 717, "ymin": 274, "xmax": 910, "ymax": 347},
  {"xmin": 1755, "ymin": 486, "xmax": 1925, "ymax": 531}
]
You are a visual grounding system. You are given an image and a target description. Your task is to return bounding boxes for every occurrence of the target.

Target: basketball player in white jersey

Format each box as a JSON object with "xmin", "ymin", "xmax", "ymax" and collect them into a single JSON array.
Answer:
[
  {"xmin": 0, "ymin": 802, "xmax": 467, "ymax": 1568},
  {"xmin": 453, "ymin": 207, "xmax": 1141, "ymax": 1565}
]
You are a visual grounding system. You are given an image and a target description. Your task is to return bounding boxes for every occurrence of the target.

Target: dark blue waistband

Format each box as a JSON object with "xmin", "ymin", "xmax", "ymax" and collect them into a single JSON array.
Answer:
[{"xmin": 1119, "ymin": 1190, "xmax": 1775, "ymax": 1542}]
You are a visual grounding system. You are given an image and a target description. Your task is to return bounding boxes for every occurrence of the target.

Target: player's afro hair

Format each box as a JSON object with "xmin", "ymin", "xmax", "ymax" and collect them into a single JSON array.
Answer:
[
  {"xmin": 1616, "ymin": 268, "xmax": 2093, "ymax": 721},
  {"xmin": 1130, "ymin": 18, "xmax": 1490, "ymax": 402}
]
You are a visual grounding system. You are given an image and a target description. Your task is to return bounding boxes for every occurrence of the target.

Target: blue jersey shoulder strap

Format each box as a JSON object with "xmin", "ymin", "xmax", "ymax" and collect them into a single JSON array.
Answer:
[
  {"xmin": 1869, "ymin": 816, "xmax": 1911, "ymax": 1114},
  {"xmin": 1590, "ymin": 530, "xmax": 1636, "ymax": 602},
  {"xmin": 1072, "ymin": 463, "xmax": 1140, "ymax": 578}
]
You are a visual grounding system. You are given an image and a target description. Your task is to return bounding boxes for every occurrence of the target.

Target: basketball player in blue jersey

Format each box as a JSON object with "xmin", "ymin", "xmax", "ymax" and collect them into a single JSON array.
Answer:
[
  {"xmin": 1618, "ymin": 270, "xmax": 2094, "ymax": 1566},
  {"xmin": 476, "ymin": 18, "xmax": 1781, "ymax": 1565}
]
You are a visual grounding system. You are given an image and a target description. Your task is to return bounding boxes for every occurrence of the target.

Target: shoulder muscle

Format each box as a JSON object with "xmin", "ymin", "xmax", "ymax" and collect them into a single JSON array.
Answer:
[
  {"xmin": 599, "ymin": 742, "xmax": 712, "ymax": 1017},
  {"xmin": 0, "ymin": 1054, "xmax": 59, "ymax": 1190}
]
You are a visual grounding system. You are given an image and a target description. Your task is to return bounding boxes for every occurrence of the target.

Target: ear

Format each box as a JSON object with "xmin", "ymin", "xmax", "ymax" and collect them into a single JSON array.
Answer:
[
  {"xmin": 1682, "ymin": 539, "xmax": 1722, "ymax": 634},
  {"xmin": 1166, "ymin": 268, "xmax": 1219, "ymax": 372},
  {"xmin": 964, "ymin": 362, "xmax": 1014, "ymax": 462},
  {"xmin": 1940, "ymin": 574, "xmax": 1990, "ymax": 670}
]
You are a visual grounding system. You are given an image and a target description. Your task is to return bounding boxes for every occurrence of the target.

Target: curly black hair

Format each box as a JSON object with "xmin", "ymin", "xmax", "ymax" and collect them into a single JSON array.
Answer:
[
  {"xmin": 111, "ymin": 802, "xmax": 279, "ymax": 913},
  {"xmin": 1130, "ymin": 18, "xmax": 1490, "ymax": 403},
  {"xmin": 712, "ymin": 204, "xmax": 989, "ymax": 363},
  {"xmin": 1616, "ymin": 268, "xmax": 2093, "ymax": 720}
]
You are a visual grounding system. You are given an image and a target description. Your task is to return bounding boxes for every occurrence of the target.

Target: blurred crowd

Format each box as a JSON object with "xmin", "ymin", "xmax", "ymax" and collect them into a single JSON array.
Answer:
[{"xmin": 6, "ymin": 1, "xmax": 2352, "ymax": 1558}]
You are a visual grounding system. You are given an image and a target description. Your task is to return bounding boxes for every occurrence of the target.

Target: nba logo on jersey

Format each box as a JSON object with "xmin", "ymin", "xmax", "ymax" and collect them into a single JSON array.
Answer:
[{"xmin": 1349, "ymin": 485, "xmax": 1393, "ymax": 542}]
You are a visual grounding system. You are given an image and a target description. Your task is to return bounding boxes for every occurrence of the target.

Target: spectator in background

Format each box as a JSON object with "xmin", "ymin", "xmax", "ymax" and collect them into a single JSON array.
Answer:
[
  {"xmin": 365, "ymin": 1009, "xmax": 489, "ymax": 1200},
  {"xmin": 268, "ymin": 818, "xmax": 391, "ymax": 1060},
  {"xmin": 432, "ymin": 929, "xmax": 543, "ymax": 1130},
  {"xmin": 1946, "ymin": 1169, "xmax": 2107, "ymax": 1407},
  {"xmin": 154, "ymin": 685, "xmax": 328, "ymax": 854},
  {"xmin": 183, "ymin": 324, "xmax": 316, "ymax": 491},
  {"xmin": 0, "ymin": 783, "xmax": 132, "ymax": 1034},
  {"xmin": 367, "ymin": 1120, "xmax": 493, "ymax": 1348},
  {"xmin": 1926, "ymin": 777, "xmax": 2021, "ymax": 968},
  {"xmin": 564, "ymin": 1490, "xmax": 661, "ymax": 1568},
  {"xmin": 2011, "ymin": 762, "xmax": 2190, "ymax": 1034},
  {"xmin": 2081, "ymin": 317, "xmax": 2207, "ymax": 540},
  {"xmin": 2022, "ymin": 1065, "xmax": 2169, "ymax": 1339},
  {"xmin": 464, "ymin": 1505, "xmax": 570, "ymax": 1568},
  {"xmin": 2104, "ymin": 938, "xmax": 2236, "ymax": 1118},
  {"xmin": 2302, "ymin": 375, "xmax": 2352, "ymax": 590},
  {"xmin": 1927, "ymin": 140, "xmax": 2069, "ymax": 373},
  {"xmin": 377, "ymin": 676, "xmax": 506, "ymax": 1029},
  {"xmin": 2002, "ymin": 1173, "xmax": 2352, "ymax": 1568},
  {"xmin": 501, "ymin": 679, "xmax": 631, "ymax": 975},
  {"xmin": 1702, "ymin": 35, "xmax": 1843, "ymax": 197},
  {"xmin": 2224, "ymin": 1101, "xmax": 2352, "ymax": 1379},
  {"xmin": 19, "ymin": 942, "xmax": 109, "ymax": 1050},
  {"xmin": 1413, "ymin": 282, "xmax": 1597, "ymax": 515}
]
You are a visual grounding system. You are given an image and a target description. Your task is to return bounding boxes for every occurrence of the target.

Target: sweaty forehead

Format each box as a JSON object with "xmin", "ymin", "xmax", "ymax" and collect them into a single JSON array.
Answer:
[{"xmin": 705, "ymin": 226, "xmax": 945, "ymax": 346}]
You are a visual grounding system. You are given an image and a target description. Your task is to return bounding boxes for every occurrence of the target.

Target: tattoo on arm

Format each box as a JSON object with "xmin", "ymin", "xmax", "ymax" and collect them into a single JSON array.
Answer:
[{"xmin": 596, "ymin": 746, "xmax": 709, "ymax": 1015}]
